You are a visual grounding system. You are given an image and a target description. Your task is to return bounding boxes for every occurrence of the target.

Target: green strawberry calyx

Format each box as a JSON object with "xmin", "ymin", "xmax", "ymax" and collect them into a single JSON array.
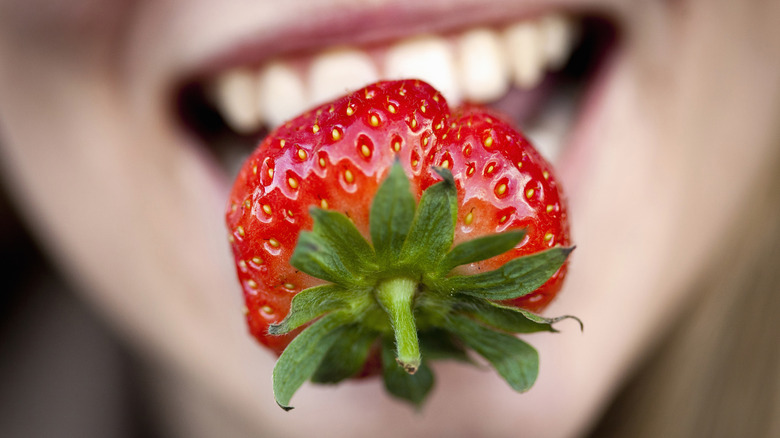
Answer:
[{"xmin": 269, "ymin": 162, "xmax": 579, "ymax": 410}]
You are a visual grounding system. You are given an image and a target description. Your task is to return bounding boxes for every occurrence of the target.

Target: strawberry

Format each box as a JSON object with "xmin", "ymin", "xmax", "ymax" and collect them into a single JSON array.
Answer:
[{"xmin": 225, "ymin": 80, "xmax": 576, "ymax": 410}]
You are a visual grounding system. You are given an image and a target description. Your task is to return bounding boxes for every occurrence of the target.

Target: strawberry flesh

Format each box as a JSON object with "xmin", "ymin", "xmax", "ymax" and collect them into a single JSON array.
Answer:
[{"xmin": 225, "ymin": 80, "xmax": 576, "ymax": 408}]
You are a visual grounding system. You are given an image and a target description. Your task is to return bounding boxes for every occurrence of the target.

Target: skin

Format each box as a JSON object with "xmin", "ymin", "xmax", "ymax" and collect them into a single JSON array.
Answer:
[{"xmin": 1, "ymin": 0, "xmax": 779, "ymax": 437}]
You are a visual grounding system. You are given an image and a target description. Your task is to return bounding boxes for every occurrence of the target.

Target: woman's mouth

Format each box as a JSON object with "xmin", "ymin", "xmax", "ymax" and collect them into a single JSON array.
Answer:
[{"xmin": 175, "ymin": 12, "xmax": 616, "ymax": 179}]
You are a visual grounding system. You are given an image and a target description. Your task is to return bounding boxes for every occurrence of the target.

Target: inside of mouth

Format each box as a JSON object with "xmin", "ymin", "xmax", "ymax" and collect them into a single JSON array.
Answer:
[{"xmin": 175, "ymin": 16, "xmax": 616, "ymax": 178}]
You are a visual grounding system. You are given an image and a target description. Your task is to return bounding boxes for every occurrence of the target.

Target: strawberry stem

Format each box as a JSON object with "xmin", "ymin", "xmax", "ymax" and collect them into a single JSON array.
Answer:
[
  {"xmin": 270, "ymin": 163, "xmax": 576, "ymax": 408},
  {"xmin": 375, "ymin": 277, "xmax": 421, "ymax": 374}
]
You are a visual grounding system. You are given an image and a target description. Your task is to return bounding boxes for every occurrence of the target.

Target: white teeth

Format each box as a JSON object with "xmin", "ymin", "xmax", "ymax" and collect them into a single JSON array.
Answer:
[
  {"xmin": 524, "ymin": 87, "xmax": 577, "ymax": 163},
  {"xmin": 308, "ymin": 48, "xmax": 379, "ymax": 106},
  {"xmin": 208, "ymin": 14, "xmax": 579, "ymax": 132},
  {"xmin": 503, "ymin": 21, "xmax": 546, "ymax": 89},
  {"xmin": 384, "ymin": 35, "xmax": 462, "ymax": 105},
  {"xmin": 257, "ymin": 61, "xmax": 307, "ymax": 128},
  {"xmin": 212, "ymin": 68, "xmax": 260, "ymax": 134},
  {"xmin": 457, "ymin": 28, "xmax": 510, "ymax": 103},
  {"xmin": 540, "ymin": 14, "xmax": 576, "ymax": 69},
  {"xmin": 524, "ymin": 126, "xmax": 561, "ymax": 163}
]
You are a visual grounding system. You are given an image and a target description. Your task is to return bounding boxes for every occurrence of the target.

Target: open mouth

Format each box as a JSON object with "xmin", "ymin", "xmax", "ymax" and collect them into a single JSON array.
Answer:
[{"xmin": 176, "ymin": 13, "xmax": 616, "ymax": 180}]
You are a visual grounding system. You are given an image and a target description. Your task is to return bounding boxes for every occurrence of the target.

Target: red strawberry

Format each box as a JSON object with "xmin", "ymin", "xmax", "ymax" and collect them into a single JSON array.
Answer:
[{"xmin": 225, "ymin": 80, "xmax": 576, "ymax": 409}]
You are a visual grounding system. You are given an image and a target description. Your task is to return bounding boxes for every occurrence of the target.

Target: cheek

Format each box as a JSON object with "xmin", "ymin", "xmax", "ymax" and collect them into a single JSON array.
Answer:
[
  {"xmin": 563, "ymin": 0, "xmax": 780, "ymax": 308},
  {"xmin": 547, "ymin": 3, "xmax": 780, "ymax": 400},
  {"xmin": 640, "ymin": 4, "xmax": 780, "ymax": 280},
  {"xmin": 0, "ymin": 54, "xmax": 261, "ymax": 390},
  {"xmin": 0, "ymin": 0, "xmax": 134, "ymax": 58}
]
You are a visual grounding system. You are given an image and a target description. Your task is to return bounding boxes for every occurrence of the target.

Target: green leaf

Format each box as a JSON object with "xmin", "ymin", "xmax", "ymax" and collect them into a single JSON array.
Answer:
[
  {"xmin": 399, "ymin": 167, "xmax": 458, "ymax": 268},
  {"xmin": 268, "ymin": 285, "xmax": 364, "ymax": 335},
  {"xmin": 311, "ymin": 325, "xmax": 378, "ymax": 383},
  {"xmin": 511, "ymin": 307, "xmax": 583, "ymax": 332},
  {"xmin": 310, "ymin": 208, "xmax": 376, "ymax": 266},
  {"xmin": 290, "ymin": 208, "xmax": 377, "ymax": 286},
  {"xmin": 456, "ymin": 298, "xmax": 570, "ymax": 333},
  {"xmin": 447, "ymin": 314, "xmax": 539, "ymax": 393},
  {"xmin": 370, "ymin": 162, "xmax": 416, "ymax": 263},
  {"xmin": 381, "ymin": 338, "xmax": 434, "ymax": 408},
  {"xmin": 438, "ymin": 230, "xmax": 527, "ymax": 275},
  {"xmin": 432, "ymin": 165, "xmax": 456, "ymax": 187},
  {"xmin": 418, "ymin": 328, "xmax": 472, "ymax": 363},
  {"xmin": 440, "ymin": 246, "xmax": 573, "ymax": 300},
  {"xmin": 273, "ymin": 312, "xmax": 352, "ymax": 410},
  {"xmin": 290, "ymin": 232, "xmax": 363, "ymax": 285}
]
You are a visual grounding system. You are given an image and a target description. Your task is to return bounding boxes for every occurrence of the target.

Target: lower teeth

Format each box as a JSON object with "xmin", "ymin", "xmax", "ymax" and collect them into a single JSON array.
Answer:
[{"xmin": 524, "ymin": 82, "xmax": 581, "ymax": 163}]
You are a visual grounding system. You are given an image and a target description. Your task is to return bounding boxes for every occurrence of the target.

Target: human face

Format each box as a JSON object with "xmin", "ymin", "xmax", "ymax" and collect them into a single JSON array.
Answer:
[{"xmin": 0, "ymin": 0, "xmax": 779, "ymax": 437}]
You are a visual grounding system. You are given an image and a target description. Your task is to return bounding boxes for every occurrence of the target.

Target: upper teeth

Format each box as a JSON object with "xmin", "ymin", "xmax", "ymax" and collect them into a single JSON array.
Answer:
[
  {"xmin": 384, "ymin": 35, "xmax": 462, "ymax": 105},
  {"xmin": 458, "ymin": 28, "xmax": 511, "ymax": 103},
  {"xmin": 210, "ymin": 13, "xmax": 577, "ymax": 134},
  {"xmin": 257, "ymin": 61, "xmax": 308, "ymax": 128},
  {"xmin": 309, "ymin": 48, "xmax": 379, "ymax": 107}
]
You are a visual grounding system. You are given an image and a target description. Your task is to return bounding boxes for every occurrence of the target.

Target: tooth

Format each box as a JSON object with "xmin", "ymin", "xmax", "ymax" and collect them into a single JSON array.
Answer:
[
  {"xmin": 524, "ymin": 91, "xmax": 575, "ymax": 163},
  {"xmin": 540, "ymin": 14, "xmax": 576, "ymax": 70},
  {"xmin": 223, "ymin": 139, "xmax": 255, "ymax": 179},
  {"xmin": 257, "ymin": 61, "xmax": 307, "ymax": 128},
  {"xmin": 384, "ymin": 35, "xmax": 461, "ymax": 105},
  {"xmin": 308, "ymin": 48, "xmax": 379, "ymax": 106},
  {"xmin": 503, "ymin": 21, "xmax": 545, "ymax": 89},
  {"xmin": 457, "ymin": 28, "xmax": 510, "ymax": 103},
  {"xmin": 524, "ymin": 126, "xmax": 561, "ymax": 163},
  {"xmin": 212, "ymin": 68, "xmax": 260, "ymax": 134}
]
